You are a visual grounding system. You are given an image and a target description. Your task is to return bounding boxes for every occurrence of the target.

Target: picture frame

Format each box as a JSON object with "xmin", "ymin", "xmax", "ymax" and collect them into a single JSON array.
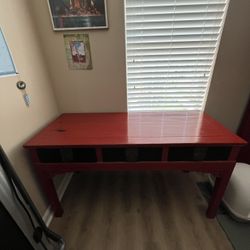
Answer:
[
  {"xmin": 64, "ymin": 33, "xmax": 92, "ymax": 70},
  {"xmin": 47, "ymin": 0, "xmax": 108, "ymax": 31}
]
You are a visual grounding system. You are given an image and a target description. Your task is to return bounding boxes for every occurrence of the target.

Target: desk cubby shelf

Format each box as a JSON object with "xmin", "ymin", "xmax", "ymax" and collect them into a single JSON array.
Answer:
[{"xmin": 37, "ymin": 146, "xmax": 231, "ymax": 163}]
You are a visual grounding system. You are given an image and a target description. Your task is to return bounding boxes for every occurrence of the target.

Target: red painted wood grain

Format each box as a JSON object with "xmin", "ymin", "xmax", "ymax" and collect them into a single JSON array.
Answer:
[{"xmin": 24, "ymin": 112, "xmax": 246, "ymax": 148}]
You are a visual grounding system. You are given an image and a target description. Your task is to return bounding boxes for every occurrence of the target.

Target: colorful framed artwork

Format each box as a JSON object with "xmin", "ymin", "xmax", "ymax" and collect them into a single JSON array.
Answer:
[
  {"xmin": 47, "ymin": 0, "xmax": 108, "ymax": 31},
  {"xmin": 64, "ymin": 34, "xmax": 92, "ymax": 70}
]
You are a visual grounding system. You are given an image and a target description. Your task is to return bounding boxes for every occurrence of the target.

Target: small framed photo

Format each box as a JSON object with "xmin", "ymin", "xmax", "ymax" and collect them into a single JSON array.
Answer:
[
  {"xmin": 47, "ymin": 0, "xmax": 108, "ymax": 31},
  {"xmin": 64, "ymin": 34, "xmax": 92, "ymax": 70}
]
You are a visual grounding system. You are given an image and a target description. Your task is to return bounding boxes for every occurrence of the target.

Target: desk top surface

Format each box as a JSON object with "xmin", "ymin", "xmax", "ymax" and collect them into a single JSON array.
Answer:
[{"xmin": 24, "ymin": 112, "xmax": 246, "ymax": 148}]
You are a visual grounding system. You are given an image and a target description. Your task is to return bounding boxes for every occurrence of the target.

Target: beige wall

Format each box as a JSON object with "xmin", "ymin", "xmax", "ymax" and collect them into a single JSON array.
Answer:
[
  {"xmin": 0, "ymin": 0, "xmax": 59, "ymax": 214},
  {"xmin": 205, "ymin": 0, "xmax": 250, "ymax": 132},
  {"xmin": 31, "ymin": 0, "xmax": 250, "ymax": 131},
  {"xmin": 30, "ymin": 0, "xmax": 127, "ymax": 113}
]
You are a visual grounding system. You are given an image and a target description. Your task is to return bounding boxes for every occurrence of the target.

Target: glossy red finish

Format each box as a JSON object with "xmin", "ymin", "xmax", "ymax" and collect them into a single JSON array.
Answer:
[
  {"xmin": 24, "ymin": 112, "xmax": 246, "ymax": 148},
  {"xmin": 24, "ymin": 112, "xmax": 246, "ymax": 219}
]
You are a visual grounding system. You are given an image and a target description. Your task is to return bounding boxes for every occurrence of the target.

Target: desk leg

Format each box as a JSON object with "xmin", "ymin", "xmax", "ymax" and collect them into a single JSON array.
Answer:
[
  {"xmin": 206, "ymin": 168, "xmax": 234, "ymax": 218},
  {"xmin": 38, "ymin": 169, "xmax": 63, "ymax": 217}
]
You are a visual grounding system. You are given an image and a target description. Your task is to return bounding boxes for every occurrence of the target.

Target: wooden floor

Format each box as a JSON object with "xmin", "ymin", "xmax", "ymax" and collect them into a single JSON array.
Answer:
[{"xmin": 50, "ymin": 171, "xmax": 233, "ymax": 250}]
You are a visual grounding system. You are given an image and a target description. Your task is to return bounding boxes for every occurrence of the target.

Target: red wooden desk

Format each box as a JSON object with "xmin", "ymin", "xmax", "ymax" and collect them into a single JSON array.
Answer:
[{"xmin": 24, "ymin": 112, "xmax": 246, "ymax": 218}]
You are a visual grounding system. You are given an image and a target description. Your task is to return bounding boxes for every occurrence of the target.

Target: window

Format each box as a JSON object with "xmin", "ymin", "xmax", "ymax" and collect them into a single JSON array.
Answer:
[
  {"xmin": 125, "ymin": 0, "xmax": 229, "ymax": 111},
  {"xmin": 0, "ymin": 29, "xmax": 16, "ymax": 76}
]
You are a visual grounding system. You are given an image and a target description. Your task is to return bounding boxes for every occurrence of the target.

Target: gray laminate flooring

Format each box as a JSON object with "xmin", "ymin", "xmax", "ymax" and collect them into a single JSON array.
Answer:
[{"xmin": 50, "ymin": 171, "xmax": 233, "ymax": 250}]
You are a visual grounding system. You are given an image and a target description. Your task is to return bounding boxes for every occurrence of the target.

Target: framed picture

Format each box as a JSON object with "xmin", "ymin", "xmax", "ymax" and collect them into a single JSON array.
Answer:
[
  {"xmin": 47, "ymin": 0, "xmax": 108, "ymax": 31},
  {"xmin": 64, "ymin": 34, "xmax": 92, "ymax": 70}
]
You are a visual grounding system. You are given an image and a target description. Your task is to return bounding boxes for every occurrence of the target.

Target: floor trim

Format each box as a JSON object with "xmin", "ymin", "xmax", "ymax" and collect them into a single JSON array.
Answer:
[{"xmin": 42, "ymin": 173, "xmax": 73, "ymax": 226}]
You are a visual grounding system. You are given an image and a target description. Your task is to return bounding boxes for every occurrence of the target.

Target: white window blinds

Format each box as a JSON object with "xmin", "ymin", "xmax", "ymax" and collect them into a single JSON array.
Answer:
[{"xmin": 125, "ymin": 0, "xmax": 229, "ymax": 111}]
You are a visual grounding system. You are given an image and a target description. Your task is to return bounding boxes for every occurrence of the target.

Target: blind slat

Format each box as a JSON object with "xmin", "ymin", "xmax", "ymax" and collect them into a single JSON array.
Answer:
[
  {"xmin": 126, "ymin": 16, "xmax": 223, "ymax": 23},
  {"xmin": 126, "ymin": 3, "xmax": 225, "ymax": 8},
  {"xmin": 126, "ymin": 0, "xmax": 225, "ymax": 5},
  {"xmin": 127, "ymin": 29, "xmax": 220, "ymax": 37},
  {"xmin": 129, "ymin": 103, "xmax": 203, "ymax": 107},
  {"xmin": 127, "ymin": 20, "xmax": 222, "ymax": 29},
  {"xmin": 126, "ymin": 1, "xmax": 225, "ymax": 7},
  {"xmin": 127, "ymin": 40, "xmax": 218, "ymax": 45},
  {"xmin": 128, "ymin": 88, "xmax": 207, "ymax": 92},
  {"xmin": 128, "ymin": 69, "xmax": 210, "ymax": 74},
  {"xmin": 129, "ymin": 93, "xmax": 205, "ymax": 98},
  {"xmin": 127, "ymin": 35, "xmax": 219, "ymax": 44},
  {"xmin": 127, "ymin": 41, "xmax": 217, "ymax": 49}
]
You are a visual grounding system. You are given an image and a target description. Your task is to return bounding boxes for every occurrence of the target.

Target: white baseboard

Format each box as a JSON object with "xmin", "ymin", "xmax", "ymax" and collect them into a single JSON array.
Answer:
[{"xmin": 42, "ymin": 173, "xmax": 73, "ymax": 226}]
